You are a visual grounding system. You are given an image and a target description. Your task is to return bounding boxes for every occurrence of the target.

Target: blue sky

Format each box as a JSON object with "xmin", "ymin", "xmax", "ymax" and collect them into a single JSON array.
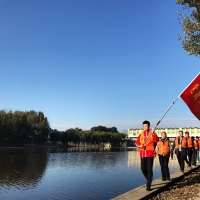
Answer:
[{"xmin": 0, "ymin": 0, "xmax": 199, "ymax": 132}]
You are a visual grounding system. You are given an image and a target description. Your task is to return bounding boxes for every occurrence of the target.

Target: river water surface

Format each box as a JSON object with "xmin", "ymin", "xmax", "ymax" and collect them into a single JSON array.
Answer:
[{"xmin": 0, "ymin": 147, "xmax": 179, "ymax": 200}]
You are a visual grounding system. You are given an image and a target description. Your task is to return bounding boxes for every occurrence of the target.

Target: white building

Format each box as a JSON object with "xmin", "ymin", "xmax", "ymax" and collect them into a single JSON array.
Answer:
[{"xmin": 127, "ymin": 127, "xmax": 200, "ymax": 139}]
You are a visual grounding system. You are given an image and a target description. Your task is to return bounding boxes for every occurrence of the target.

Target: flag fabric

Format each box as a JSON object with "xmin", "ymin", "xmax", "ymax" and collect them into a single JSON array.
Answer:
[{"xmin": 180, "ymin": 73, "xmax": 200, "ymax": 120}]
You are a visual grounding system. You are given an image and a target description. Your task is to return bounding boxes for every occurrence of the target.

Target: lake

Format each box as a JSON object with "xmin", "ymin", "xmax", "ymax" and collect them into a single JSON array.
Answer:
[{"xmin": 0, "ymin": 147, "xmax": 179, "ymax": 200}]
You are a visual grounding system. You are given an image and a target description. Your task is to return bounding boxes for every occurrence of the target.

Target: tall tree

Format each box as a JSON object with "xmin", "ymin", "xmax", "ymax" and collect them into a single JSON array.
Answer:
[
  {"xmin": 0, "ymin": 110, "xmax": 50, "ymax": 146},
  {"xmin": 176, "ymin": 0, "xmax": 200, "ymax": 57}
]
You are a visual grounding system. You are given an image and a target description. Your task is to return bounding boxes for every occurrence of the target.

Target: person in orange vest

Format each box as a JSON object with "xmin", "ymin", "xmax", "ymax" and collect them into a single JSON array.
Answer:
[
  {"xmin": 171, "ymin": 130, "xmax": 185, "ymax": 174},
  {"xmin": 183, "ymin": 131, "xmax": 194, "ymax": 170},
  {"xmin": 198, "ymin": 137, "xmax": 200, "ymax": 163},
  {"xmin": 157, "ymin": 131, "xmax": 170, "ymax": 181},
  {"xmin": 192, "ymin": 136, "xmax": 199, "ymax": 166},
  {"xmin": 135, "ymin": 120, "xmax": 158, "ymax": 191}
]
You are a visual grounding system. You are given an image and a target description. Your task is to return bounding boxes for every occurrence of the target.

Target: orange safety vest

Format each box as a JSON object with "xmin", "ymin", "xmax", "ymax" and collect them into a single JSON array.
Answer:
[
  {"xmin": 194, "ymin": 139, "xmax": 199, "ymax": 150},
  {"xmin": 182, "ymin": 137, "xmax": 193, "ymax": 148},
  {"xmin": 174, "ymin": 136, "xmax": 184, "ymax": 149},
  {"xmin": 157, "ymin": 139, "xmax": 170, "ymax": 156},
  {"xmin": 139, "ymin": 131, "xmax": 155, "ymax": 151},
  {"xmin": 198, "ymin": 139, "xmax": 200, "ymax": 147}
]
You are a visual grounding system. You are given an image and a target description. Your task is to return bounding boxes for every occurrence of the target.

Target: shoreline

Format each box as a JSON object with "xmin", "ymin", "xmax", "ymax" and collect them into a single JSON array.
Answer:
[{"xmin": 111, "ymin": 164, "xmax": 200, "ymax": 200}]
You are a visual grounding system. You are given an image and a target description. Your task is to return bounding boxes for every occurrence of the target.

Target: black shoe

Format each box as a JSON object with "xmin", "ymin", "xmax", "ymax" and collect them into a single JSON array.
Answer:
[
  {"xmin": 166, "ymin": 178, "xmax": 171, "ymax": 181},
  {"xmin": 162, "ymin": 178, "xmax": 166, "ymax": 181},
  {"xmin": 146, "ymin": 187, "xmax": 151, "ymax": 191}
]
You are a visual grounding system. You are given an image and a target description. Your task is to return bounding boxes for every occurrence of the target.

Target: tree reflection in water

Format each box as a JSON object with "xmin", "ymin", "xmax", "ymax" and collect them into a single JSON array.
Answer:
[
  {"xmin": 0, "ymin": 147, "xmax": 180, "ymax": 200},
  {"xmin": 0, "ymin": 148, "xmax": 48, "ymax": 189}
]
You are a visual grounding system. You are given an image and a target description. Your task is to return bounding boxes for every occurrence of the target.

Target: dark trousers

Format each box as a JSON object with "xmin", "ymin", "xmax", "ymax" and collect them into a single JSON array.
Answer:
[
  {"xmin": 185, "ymin": 148, "xmax": 193, "ymax": 167},
  {"xmin": 158, "ymin": 155, "xmax": 170, "ymax": 179},
  {"xmin": 192, "ymin": 150, "xmax": 197, "ymax": 166},
  {"xmin": 176, "ymin": 151, "xmax": 185, "ymax": 171},
  {"xmin": 141, "ymin": 157, "xmax": 154, "ymax": 189}
]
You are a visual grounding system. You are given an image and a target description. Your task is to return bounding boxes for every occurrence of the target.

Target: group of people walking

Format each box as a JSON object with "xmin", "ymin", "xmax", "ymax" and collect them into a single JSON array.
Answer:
[
  {"xmin": 135, "ymin": 120, "xmax": 200, "ymax": 191},
  {"xmin": 172, "ymin": 130, "xmax": 199, "ymax": 172}
]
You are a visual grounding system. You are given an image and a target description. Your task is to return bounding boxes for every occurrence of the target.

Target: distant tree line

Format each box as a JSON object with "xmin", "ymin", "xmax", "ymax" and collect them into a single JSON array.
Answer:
[
  {"xmin": 0, "ymin": 110, "xmax": 126, "ymax": 147},
  {"xmin": 0, "ymin": 110, "xmax": 50, "ymax": 146},
  {"xmin": 50, "ymin": 126, "xmax": 126, "ymax": 147}
]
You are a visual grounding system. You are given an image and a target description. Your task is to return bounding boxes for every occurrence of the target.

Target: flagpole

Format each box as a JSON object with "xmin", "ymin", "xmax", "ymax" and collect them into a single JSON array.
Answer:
[
  {"xmin": 154, "ymin": 96, "xmax": 180, "ymax": 129},
  {"xmin": 143, "ymin": 72, "xmax": 200, "ymax": 144},
  {"xmin": 154, "ymin": 72, "xmax": 200, "ymax": 130},
  {"xmin": 142, "ymin": 96, "xmax": 180, "ymax": 144}
]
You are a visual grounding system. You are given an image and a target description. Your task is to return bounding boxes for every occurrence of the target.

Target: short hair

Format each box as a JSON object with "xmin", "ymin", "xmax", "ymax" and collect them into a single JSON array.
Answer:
[
  {"xmin": 161, "ymin": 131, "xmax": 167, "ymax": 136},
  {"xmin": 185, "ymin": 131, "xmax": 189, "ymax": 135},
  {"xmin": 143, "ymin": 120, "xmax": 150, "ymax": 126},
  {"xmin": 179, "ymin": 130, "xmax": 183, "ymax": 134}
]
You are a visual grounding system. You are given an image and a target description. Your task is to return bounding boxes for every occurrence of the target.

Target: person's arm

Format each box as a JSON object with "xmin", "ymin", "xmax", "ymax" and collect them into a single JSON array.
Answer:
[
  {"xmin": 153, "ymin": 133, "xmax": 159, "ymax": 143},
  {"xmin": 135, "ymin": 134, "xmax": 142, "ymax": 148},
  {"xmin": 192, "ymin": 137, "xmax": 194, "ymax": 150},
  {"xmin": 153, "ymin": 133, "xmax": 159, "ymax": 150}
]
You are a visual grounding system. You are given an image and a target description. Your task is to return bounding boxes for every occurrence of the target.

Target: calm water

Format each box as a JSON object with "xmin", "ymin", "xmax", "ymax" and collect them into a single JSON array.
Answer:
[{"xmin": 0, "ymin": 147, "xmax": 179, "ymax": 200}]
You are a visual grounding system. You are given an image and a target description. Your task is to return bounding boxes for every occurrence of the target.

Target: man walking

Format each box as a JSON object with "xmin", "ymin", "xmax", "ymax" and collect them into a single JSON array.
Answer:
[
  {"xmin": 192, "ymin": 136, "xmax": 199, "ymax": 166},
  {"xmin": 135, "ymin": 120, "xmax": 158, "ymax": 191},
  {"xmin": 172, "ymin": 130, "xmax": 185, "ymax": 174},
  {"xmin": 184, "ymin": 132, "xmax": 194, "ymax": 169}
]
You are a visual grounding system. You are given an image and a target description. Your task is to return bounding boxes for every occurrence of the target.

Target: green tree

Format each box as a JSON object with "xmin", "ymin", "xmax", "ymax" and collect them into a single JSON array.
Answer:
[
  {"xmin": 34, "ymin": 112, "xmax": 50, "ymax": 144},
  {"xmin": 107, "ymin": 127, "xmax": 118, "ymax": 133},
  {"xmin": 0, "ymin": 110, "xmax": 50, "ymax": 146},
  {"xmin": 50, "ymin": 131, "xmax": 60, "ymax": 145},
  {"xmin": 176, "ymin": 0, "xmax": 200, "ymax": 57},
  {"xmin": 91, "ymin": 126, "xmax": 108, "ymax": 132}
]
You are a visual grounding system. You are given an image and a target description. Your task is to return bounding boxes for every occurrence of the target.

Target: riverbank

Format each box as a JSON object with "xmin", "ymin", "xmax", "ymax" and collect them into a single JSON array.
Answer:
[
  {"xmin": 111, "ymin": 164, "xmax": 200, "ymax": 200},
  {"xmin": 150, "ymin": 165, "xmax": 200, "ymax": 200}
]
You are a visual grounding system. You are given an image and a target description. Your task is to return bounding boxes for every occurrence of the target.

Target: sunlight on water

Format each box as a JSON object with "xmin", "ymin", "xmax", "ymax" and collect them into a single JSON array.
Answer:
[{"xmin": 0, "ymin": 148, "xmax": 180, "ymax": 200}]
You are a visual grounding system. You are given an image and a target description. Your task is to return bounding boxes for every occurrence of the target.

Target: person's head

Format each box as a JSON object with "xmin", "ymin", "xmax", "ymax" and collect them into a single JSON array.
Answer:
[
  {"xmin": 179, "ymin": 130, "xmax": 183, "ymax": 137},
  {"xmin": 196, "ymin": 136, "xmax": 199, "ymax": 140},
  {"xmin": 161, "ymin": 131, "xmax": 167, "ymax": 139},
  {"xmin": 142, "ymin": 120, "xmax": 150, "ymax": 131},
  {"xmin": 185, "ymin": 131, "xmax": 189, "ymax": 138}
]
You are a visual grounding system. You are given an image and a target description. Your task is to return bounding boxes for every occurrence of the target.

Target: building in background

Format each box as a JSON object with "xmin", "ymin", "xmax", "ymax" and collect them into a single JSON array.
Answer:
[{"xmin": 125, "ymin": 127, "xmax": 200, "ymax": 146}]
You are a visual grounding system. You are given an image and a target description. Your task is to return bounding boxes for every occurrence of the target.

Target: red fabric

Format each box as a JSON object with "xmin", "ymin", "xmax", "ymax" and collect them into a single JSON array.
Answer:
[
  {"xmin": 180, "ymin": 73, "xmax": 200, "ymax": 120},
  {"xmin": 135, "ymin": 130, "xmax": 158, "ymax": 157}
]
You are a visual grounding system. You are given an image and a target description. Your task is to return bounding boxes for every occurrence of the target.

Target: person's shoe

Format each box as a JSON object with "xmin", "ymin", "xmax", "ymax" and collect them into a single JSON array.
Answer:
[
  {"xmin": 162, "ymin": 178, "xmax": 166, "ymax": 181},
  {"xmin": 146, "ymin": 187, "xmax": 151, "ymax": 191},
  {"xmin": 166, "ymin": 178, "xmax": 171, "ymax": 181}
]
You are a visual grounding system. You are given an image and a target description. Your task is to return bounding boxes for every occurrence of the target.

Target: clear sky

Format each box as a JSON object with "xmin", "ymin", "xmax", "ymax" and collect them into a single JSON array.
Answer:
[{"xmin": 0, "ymin": 0, "xmax": 199, "ymax": 132}]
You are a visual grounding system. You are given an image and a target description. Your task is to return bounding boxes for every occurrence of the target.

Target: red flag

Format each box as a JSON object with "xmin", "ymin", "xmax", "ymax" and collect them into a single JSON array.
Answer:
[{"xmin": 180, "ymin": 73, "xmax": 200, "ymax": 120}]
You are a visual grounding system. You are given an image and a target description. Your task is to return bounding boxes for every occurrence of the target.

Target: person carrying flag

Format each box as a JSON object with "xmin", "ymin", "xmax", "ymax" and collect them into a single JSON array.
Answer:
[{"xmin": 135, "ymin": 120, "xmax": 158, "ymax": 191}]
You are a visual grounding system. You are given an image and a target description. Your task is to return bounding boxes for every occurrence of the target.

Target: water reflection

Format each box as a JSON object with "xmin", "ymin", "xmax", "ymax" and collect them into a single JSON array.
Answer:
[
  {"xmin": 127, "ymin": 150, "xmax": 180, "ymax": 172},
  {"xmin": 50, "ymin": 146, "xmax": 113, "ymax": 153},
  {"xmin": 0, "ymin": 147, "xmax": 179, "ymax": 200},
  {"xmin": 48, "ymin": 149, "xmax": 125, "ymax": 170},
  {"xmin": 0, "ymin": 148, "xmax": 48, "ymax": 189},
  {"xmin": 127, "ymin": 148, "xmax": 140, "ymax": 168}
]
